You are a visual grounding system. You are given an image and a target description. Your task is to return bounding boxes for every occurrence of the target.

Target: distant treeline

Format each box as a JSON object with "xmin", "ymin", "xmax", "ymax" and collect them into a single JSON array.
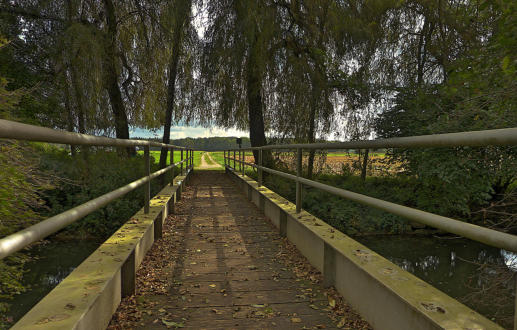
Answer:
[{"xmin": 133, "ymin": 136, "xmax": 251, "ymax": 151}]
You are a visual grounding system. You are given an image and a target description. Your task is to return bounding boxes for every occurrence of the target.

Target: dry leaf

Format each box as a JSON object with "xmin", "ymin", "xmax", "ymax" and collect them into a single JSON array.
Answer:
[{"xmin": 328, "ymin": 296, "xmax": 336, "ymax": 308}]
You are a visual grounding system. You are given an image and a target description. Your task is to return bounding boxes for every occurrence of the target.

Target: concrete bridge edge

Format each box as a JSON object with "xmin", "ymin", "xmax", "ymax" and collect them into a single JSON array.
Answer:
[
  {"xmin": 226, "ymin": 168, "xmax": 502, "ymax": 330},
  {"xmin": 11, "ymin": 169, "xmax": 193, "ymax": 330}
]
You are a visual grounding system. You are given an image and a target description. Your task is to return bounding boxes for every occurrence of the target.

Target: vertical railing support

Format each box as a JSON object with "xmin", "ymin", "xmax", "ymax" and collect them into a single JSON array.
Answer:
[
  {"xmin": 144, "ymin": 145, "xmax": 150, "ymax": 214},
  {"xmin": 224, "ymin": 150, "xmax": 226, "ymax": 167},
  {"xmin": 296, "ymin": 148, "xmax": 302, "ymax": 213},
  {"xmin": 233, "ymin": 150, "xmax": 236, "ymax": 170},
  {"xmin": 238, "ymin": 149, "xmax": 241, "ymax": 173},
  {"xmin": 241, "ymin": 150, "xmax": 245, "ymax": 176},
  {"xmin": 514, "ymin": 275, "xmax": 517, "ymax": 330},
  {"xmin": 181, "ymin": 149, "xmax": 184, "ymax": 175},
  {"xmin": 258, "ymin": 149, "xmax": 263, "ymax": 187},
  {"xmin": 170, "ymin": 147, "xmax": 174, "ymax": 184}
]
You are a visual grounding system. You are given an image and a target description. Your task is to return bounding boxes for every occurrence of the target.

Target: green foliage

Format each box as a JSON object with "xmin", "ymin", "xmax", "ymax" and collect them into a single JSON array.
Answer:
[
  {"xmin": 0, "ymin": 142, "xmax": 52, "ymax": 325},
  {"xmin": 246, "ymin": 167, "xmax": 412, "ymax": 234},
  {"xmin": 375, "ymin": 1, "xmax": 517, "ymax": 220},
  {"xmin": 37, "ymin": 148, "xmax": 172, "ymax": 237},
  {"xmin": 0, "ymin": 254, "xmax": 28, "ymax": 315}
]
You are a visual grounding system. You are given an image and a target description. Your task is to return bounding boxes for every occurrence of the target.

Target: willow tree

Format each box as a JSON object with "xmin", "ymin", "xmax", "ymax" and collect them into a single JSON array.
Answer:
[
  {"xmin": 157, "ymin": 0, "xmax": 197, "ymax": 170},
  {"xmin": 266, "ymin": 0, "xmax": 394, "ymax": 178},
  {"xmin": 197, "ymin": 0, "xmax": 283, "ymax": 164},
  {"xmin": 0, "ymin": 0, "xmax": 151, "ymax": 155}
]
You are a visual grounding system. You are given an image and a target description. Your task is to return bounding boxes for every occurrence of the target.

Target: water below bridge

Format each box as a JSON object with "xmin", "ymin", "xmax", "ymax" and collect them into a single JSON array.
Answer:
[{"xmin": 2, "ymin": 171, "xmax": 514, "ymax": 327}]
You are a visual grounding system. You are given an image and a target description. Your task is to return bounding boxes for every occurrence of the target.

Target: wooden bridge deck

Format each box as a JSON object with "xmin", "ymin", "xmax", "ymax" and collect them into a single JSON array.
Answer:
[{"xmin": 109, "ymin": 171, "xmax": 369, "ymax": 329}]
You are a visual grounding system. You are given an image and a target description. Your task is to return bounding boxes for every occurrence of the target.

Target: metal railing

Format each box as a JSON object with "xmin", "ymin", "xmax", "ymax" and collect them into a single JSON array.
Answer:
[
  {"xmin": 224, "ymin": 128, "xmax": 517, "ymax": 328},
  {"xmin": 223, "ymin": 128, "xmax": 517, "ymax": 253},
  {"xmin": 0, "ymin": 119, "xmax": 194, "ymax": 259}
]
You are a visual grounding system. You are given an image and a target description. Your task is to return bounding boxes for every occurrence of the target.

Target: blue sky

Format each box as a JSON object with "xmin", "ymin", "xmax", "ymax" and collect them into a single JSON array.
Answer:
[{"xmin": 130, "ymin": 125, "xmax": 248, "ymax": 139}]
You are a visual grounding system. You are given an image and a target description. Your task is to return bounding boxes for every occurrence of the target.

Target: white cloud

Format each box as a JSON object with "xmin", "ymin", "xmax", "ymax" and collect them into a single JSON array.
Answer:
[{"xmin": 130, "ymin": 125, "xmax": 247, "ymax": 139}]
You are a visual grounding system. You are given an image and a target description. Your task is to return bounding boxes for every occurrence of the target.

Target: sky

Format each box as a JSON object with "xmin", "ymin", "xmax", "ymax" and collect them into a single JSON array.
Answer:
[{"xmin": 130, "ymin": 125, "xmax": 248, "ymax": 140}]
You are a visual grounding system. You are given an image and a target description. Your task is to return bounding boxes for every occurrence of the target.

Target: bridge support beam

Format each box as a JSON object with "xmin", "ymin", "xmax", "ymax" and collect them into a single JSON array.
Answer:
[
  {"xmin": 279, "ymin": 211, "xmax": 287, "ymax": 237},
  {"xmin": 121, "ymin": 251, "xmax": 136, "ymax": 297},
  {"xmin": 323, "ymin": 242, "xmax": 336, "ymax": 288}
]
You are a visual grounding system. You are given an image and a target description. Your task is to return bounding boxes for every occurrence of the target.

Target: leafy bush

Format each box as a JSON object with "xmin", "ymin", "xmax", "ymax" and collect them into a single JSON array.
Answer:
[
  {"xmin": 37, "ymin": 147, "xmax": 174, "ymax": 238},
  {"xmin": 251, "ymin": 167, "xmax": 505, "ymax": 236},
  {"xmin": 0, "ymin": 143, "xmax": 49, "ymax": 323}
]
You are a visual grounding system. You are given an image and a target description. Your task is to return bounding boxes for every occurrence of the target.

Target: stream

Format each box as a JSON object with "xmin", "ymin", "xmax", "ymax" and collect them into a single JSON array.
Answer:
[
  {"xmin": 355, "ymin": 235, "xmax": 516, "ymax": 327},
  {"xmin": 1, "ymin": 240, "xmax": 101, "ymax": 326}
]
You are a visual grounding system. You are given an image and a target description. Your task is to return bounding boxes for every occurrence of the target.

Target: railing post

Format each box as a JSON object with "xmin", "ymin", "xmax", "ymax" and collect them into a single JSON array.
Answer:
[
  {"xmin": 233, "ymin": 150, "xmax": 236, "ymax": 170},
  {"xmin": 258, "ymin": 149, "xmax": 263, "ymax": 186},
  {"xmin": 296, "ymin": 148, "xmax": 302, "ymax": 213},
  {"xmin": 181, "ymin": 149, "xmax": 184, "ymax": 175},
  {"xmin": 224, "ymin": 150, "xmax": 226, "ymax": 167},
  {"xmin": 171, "ymin": 147, "xmax": 174, "ymax": 184},
  {"xmin": 514, "ymin": 275, "xmax": 517, "ymax": 330},
  {"xmin": 241, "ymin": 150, "xmax": 245, "ymax": 176},
  {"xmin": 144, "ymin": 145, "xmax": 150, "ymax": 214}
]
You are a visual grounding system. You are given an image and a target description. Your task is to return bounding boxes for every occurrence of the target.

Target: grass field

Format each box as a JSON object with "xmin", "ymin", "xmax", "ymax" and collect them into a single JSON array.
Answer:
[
  {"xmin": 209, "ymin": 152, "xmax": 225, "ymax": 167},
  {"xmin": 137, "ymin": 150, "xmax": 203, "ymax": 167}
]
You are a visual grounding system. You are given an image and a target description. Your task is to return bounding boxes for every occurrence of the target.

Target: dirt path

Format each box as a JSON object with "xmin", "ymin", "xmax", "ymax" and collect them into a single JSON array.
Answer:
[
  {"xmin": 109, "ymin": 172, "xmax": 370, "ymax": 329},
  {"xmin": 199, "ymin": 152, "xmax": 222, "ymax": 169}
]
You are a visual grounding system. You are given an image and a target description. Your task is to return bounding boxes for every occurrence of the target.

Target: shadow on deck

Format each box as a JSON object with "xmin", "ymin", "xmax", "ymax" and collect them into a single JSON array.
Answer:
[{"xmin": 109, "ymin": 171, "xmax": 369, "ymax": 329}]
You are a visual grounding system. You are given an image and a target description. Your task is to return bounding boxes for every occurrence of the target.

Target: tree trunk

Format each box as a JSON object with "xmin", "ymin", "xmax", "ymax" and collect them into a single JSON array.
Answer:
[
  {"xmin": 103, "ymin": 0, "xmax": 134, "ymax": 156},
  {"xmin": 64, "ymin": 78, "xmax": 77, "ymax": 157},
  {"xmin": 361, "ymin": 149, "xmax": 369, "ymax": 181},
  {"xmin": 159, "ymin": 52, "xmax": 179, "ymax": 170},
  {"xmin": 159, "ymin": 0, "xmax": 191, "ymax": 173},
  {"xmin": 246, "ymin": 36, "xmax": 270, "ymax": 166},
  {"xmin": 307, "ymin": 77, "xmax": 320, "ymax": 180}
]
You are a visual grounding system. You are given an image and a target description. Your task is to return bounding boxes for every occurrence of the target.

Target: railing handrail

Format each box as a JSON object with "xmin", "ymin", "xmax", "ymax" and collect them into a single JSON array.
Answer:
[
  {"xmin": 0, "ymin": 119, "xmax": 195, "ymax": 259},
  {"xmin": 0, "ymin": 119, "xmax": 187, "ymax": 149},
  {"xmin": 225, "ymin": 126, "xmax": 517, "ymax": 151},
  {"xmin": 222, "ymin": 127, "xmax": 517, "ymax": 253}
]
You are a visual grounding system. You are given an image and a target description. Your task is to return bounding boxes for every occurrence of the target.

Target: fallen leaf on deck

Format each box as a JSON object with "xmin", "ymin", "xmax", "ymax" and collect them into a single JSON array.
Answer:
[
  {"xmin": 161, "ymin": 318, "xmax": 184, "ymax": 328},
  {"xmin": 337, "ymin": 317, "xmax": 346, "ymax": 328},
  {"xmin": 328, "ymin": 297, "xmax": 336, "ymax": 308}
]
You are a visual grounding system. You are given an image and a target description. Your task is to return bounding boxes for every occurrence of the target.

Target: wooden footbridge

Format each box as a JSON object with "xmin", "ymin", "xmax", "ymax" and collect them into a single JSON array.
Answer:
[{"xmin": 1, "ymin": 119, "xmax": 517, "ymax": 329}]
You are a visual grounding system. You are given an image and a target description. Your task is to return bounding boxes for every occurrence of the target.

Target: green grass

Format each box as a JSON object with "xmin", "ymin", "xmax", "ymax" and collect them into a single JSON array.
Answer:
[
  {"xmin": 326, "ymin": 152, "xmax": 386, "ymax": 157},
  {"xmin": 203, "ymin": 152, "xmax": 215, "ymax": 165},
  {"xmin": 137, "ymin": 150, "xmax": 203, "ymax": 167},
  {"xmin": 209, "ymin": 152, "xmax": 225, "ymax": 167}
]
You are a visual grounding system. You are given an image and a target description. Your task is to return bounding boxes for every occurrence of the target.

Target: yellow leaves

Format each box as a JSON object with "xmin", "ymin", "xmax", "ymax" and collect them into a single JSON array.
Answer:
[
  {"xmin": 291, "ymin": 317, "xmax": 302, "ymax": 323},
  {"xmin": 0, "ymin": 36, "xmax": 9, "ymax": 49},
  {"xmin": 328, "ymin": 296, "xmax": 336, "ymax": 308},
  {"xmin": 209, "ymin": 284, "xmax": 216, "ymax": 288}
]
